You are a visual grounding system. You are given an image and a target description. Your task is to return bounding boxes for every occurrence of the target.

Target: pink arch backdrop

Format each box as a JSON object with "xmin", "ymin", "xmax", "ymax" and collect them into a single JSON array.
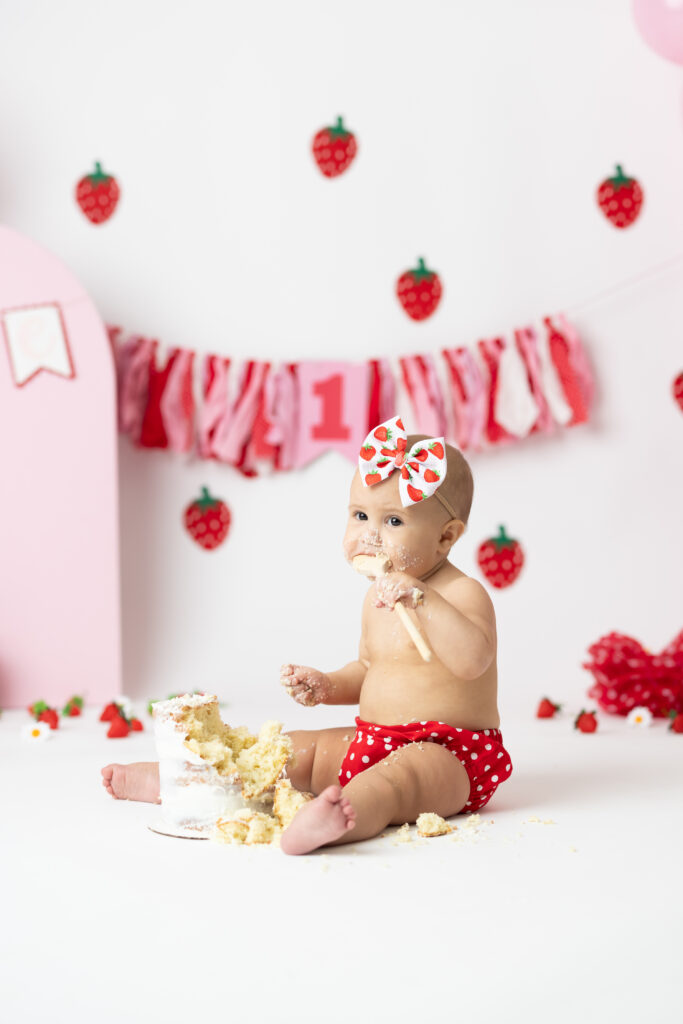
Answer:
[{"xmin": 0, "ymin": 225, "xmax": 121, "ymax": 708}]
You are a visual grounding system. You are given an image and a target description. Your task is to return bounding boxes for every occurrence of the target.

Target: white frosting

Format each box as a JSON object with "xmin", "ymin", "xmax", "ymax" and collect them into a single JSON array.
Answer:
[{"xmin": 153, "ymin": 696, "xmax": 247, "ymax": 834}]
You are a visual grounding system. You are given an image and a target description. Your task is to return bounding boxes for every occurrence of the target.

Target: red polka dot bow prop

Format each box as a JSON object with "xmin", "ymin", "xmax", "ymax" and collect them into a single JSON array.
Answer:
[{"xmin": 358, "ymin": 416, "xmax": 447, "ymax": 506}]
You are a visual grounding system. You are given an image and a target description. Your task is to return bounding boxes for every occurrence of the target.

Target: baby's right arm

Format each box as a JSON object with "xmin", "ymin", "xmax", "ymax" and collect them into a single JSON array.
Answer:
[{"xmin": 280, "ymin": 659, "xmax": 367, "ymax": 707}]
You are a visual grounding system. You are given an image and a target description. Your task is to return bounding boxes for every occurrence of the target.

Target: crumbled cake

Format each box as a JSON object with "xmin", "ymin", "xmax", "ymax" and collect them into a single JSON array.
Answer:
[
  {"xmin": 236, "ymin": 721, "xmax": 293, "ymax": 800},
  {"xmin": 213, "ymin": 779, "xmax": 314, "ymax": 846},
  {"xmin": 152, "ymin": 694, "xmax": 293, "ymax": 834},
  {"xmin": 272, "ymin": 778, "xmax": 313, "ymax": 829},
  {"xmin": 214, "ymin": 809, "xmax": 280, "ymax": 845},
  {"xmin": 416, "ymin": 812, "xmax": 453, "ymax": 837}
]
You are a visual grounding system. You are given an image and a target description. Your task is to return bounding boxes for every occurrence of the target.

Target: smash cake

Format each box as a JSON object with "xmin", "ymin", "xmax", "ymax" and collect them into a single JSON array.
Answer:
[{"xmin": 152, "ymin": 693, "xmax": 295, "ymax": 837}]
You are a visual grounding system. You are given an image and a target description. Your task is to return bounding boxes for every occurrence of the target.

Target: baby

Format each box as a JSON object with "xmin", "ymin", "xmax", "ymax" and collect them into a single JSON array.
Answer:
[{"xmin": 102, "ymin": 416, "xmax": 512, "ymax": 854}]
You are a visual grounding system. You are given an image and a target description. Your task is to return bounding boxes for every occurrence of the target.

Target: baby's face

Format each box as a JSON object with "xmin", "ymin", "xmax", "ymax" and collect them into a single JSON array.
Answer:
[{"xmin": 343, "ymin": 470, "xmax": 453, "ymax": 577}]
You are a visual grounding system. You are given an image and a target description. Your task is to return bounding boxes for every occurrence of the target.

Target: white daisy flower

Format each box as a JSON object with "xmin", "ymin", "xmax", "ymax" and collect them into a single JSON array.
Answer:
[
  {"xmin": 627, "ymin": 706, "xmax": 653, "ymax": 728},
  {"xmin": 22, "ymin": 721, "xmax": 53, "ymax": 741}
]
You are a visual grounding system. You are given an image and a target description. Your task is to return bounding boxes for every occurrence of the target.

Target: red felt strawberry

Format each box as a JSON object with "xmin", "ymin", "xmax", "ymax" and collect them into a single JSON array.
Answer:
[
  {"xmin": 365, "ymin": 472, "xmax": 382, "ymax": 485},
  {"xmin": 39, "ymin": 708, "xmax": 60, "ymax": 730},
  {"xmin": 672, "ymin": 372, "xmax": 683, "ymax": 413},
  {"xmin": 574, "ymin": 709, "xmax": 598, "ymax": 733},
  {"xmin": 62, "ymin": 696, "xmax": 84, "ymax": 717},
  {"xmin": 130, "ymin": 717, "xmax": 144, "ymax": 732},
  {"xmin": 596, "ymin": 164, "xmax": 643, "ymax": 229},
  {"xmin": 100, "ymin": 701, "xmax": 120, "ymax": 722},
  {"xmin": 396, "ymin": 257, "xmax": 443, "ymax": 322},
  {"xmin": 184, "ymin": 487, "xmax": 231, "ymax": 551},
  {"xmin": 407, "ymin": 484, "xmax": 426, "ymax": 502},
  {"xmin": 360, "ymin": 444, "xmax": 376, "ymax": 461},
  {"xmin": 669, "ymin": 711, "xmax": 683, "ymax": 734},
  {"xmin": 107, "ymin": 714, "xmax": 130, "ymax": 739},
  {"xmin": 75, "ymin": 161, "xmax": 121, "ymax": 224},
  {"xmin": 312, "ymin": 116, "xmax": 358, "ymax": 178},
  {"xmin": 28, "ymin": 700, "xmax": 59, "ymax": 729},
  {"xmin": 536, "ymin": 698, "xmax": 561, "ymax": 719},
  {"xmin": 477, "ymin": 525, "xmax": 525, "ymax": 589}
]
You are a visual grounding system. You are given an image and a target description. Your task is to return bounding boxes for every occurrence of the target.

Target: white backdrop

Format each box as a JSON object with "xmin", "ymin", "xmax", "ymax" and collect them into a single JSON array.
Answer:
[{"xmin": 3, "ymin": 0, "xmax": 682, "ymax": 717}]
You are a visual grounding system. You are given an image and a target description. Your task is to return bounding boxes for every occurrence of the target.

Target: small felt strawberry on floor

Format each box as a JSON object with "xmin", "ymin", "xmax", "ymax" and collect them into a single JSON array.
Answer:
[
  {"xmin": 184, "ymin": 486, "xmax": 232, "ymax": 550},
  {"xmin": 100, "ymin": 701, "xmax": 120, "ymax": 722},
  {"xmin": 396, "ymin": 257, "xmax": 443, "ymax": 322},
  {"xmin": 536, "ymin": 698, "xmax": 561, "ymax": 719},
  {"xmin": 75, "ymin": 161, "xmax": 121, "ymax": 224},
  {"xmin": 477, "ymin": 525, "xmax": 525, "ymax": 589},
  {"xmin": 107, "ymin": 714, "xmax": 130, "ymax": 738},
  {"xmin": 28, "ymin": 700, "xmax": 60, "ymax": 729},
  {"xmin": 574, "ymin": 709, "xmax": 598, "ymax": 733},
  {"xmin": 668, "ymin": 711, "xmax": 683, "ymax": 733},
  {"xmin": 312, "ymin": 116, "xmax": 358, "ymax": 178},
  {"xmin": 130, "ymin": 717, "xmax": 144, "ymax": 732},
  {"xmin": 62, "ymin": 696, "xmax": 84, "ymax": 717},
  {"xmin": 596, "ymin": 164, "xmax": 643, "ymax": 229},
  {"xmin": 672, "ymin": 372, "xmax": 683, "ymax": 413}
]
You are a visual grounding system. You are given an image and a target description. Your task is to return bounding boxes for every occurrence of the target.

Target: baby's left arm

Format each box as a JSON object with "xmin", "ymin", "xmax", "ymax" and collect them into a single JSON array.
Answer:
[{"xmin": 375, "ymin": 573, "xmax": 496, "ymax": 679}]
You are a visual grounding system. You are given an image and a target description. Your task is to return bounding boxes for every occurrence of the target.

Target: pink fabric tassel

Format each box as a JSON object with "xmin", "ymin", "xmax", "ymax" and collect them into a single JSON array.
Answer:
[
  {"xmin": 211, "ymin": 360, "xmax": 270, "ymax": 470},
  {"xmin": 197, "ymin": 355, "xmax": 230, "ymax": 459},
  {"xmin": 160, "ymin": 348, "xmax": 195, "ymax": 453},
  {"xmin": 118, "ymin": 336, "xmax": 156, "ymax": 443},
  {"xmin": 514, "ymin": 327, "xmax": 554, "ymax": 434},
  {"xmin": 478, "ymin": 338, "xmax": 516, "ymax": 445}
]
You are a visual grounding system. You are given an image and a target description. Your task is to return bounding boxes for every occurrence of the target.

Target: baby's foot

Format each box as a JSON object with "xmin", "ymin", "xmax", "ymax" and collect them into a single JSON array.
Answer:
[
  {"xmin": 101, "ymin": 762, "xmax": 161, "ymax": 803},
  {"xmin": 280, "ymin": 785, "xmax": 356, "ymax": 855}
]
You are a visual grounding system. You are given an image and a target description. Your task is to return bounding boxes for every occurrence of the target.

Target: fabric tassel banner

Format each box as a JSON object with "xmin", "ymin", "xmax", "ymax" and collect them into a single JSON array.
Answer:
[{"xmin": 107, "ymin": 313, "xmax": 594, "ymax": 476}]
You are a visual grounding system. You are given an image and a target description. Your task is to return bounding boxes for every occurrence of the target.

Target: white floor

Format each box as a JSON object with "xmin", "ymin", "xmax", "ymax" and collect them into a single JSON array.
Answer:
[{"xmin": 1, "ymin": 701, "xmax": 681, "ymax": 1024}]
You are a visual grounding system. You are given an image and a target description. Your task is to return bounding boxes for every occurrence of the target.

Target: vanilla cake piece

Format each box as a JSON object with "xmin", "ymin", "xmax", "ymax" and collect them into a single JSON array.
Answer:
[
  {"xmin": 214, "ymin": 809, "xmax": 280, "ymax": 846},
  {"xmin": 416, "ymin": 812, "xmax": 453, "ymax": 837},
  {"xmin": 272, "ymin": 778, "xmax": 313, "ymax": 829},
  {"xmin": 152, "ymin": 694, "xmax": 292, "ymax": 835}
]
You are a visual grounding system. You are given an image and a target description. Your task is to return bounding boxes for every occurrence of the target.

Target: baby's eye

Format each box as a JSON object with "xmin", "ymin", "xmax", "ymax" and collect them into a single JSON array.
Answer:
[
  {"xmin": 387, "ymin": 516, "xmax": 403, "ymax": 527},
  {"xmin": 354, "ymin": 511, "xmax": 368, "ymax": 521}
]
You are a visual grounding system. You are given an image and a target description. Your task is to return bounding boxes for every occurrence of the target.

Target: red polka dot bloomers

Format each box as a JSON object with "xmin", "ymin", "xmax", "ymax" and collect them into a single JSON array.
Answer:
[{"xmin": 338, "ymin": 717, "xmax": 513, "ymax": 813}]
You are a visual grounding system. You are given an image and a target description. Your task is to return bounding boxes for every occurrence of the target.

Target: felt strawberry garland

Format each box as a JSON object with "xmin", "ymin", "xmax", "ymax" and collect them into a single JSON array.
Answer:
[
  {"xmin": 75, "ymin": 161, "xmax": 121, "ymax": 224},
  {"xmin": 476, "ymin": 525, "xmax": 524, "ymax": 589},
  {"xmin": 596, "ymin": 164, "xmax": 644, "ymax": 229},
  {"xmin": 109, "ymin": 313, "xmax": 593, "ymax": 474},
  {"xmin": 183, "ymin": 487, "xmax": 231, "ymax": 550},
  {"xmin": 396, "ymin": 257, "xmax": 443, "ymax": 322},
  {"xmin": 312, "ymin": 116, "xmax": 358, "ymax": 178}
]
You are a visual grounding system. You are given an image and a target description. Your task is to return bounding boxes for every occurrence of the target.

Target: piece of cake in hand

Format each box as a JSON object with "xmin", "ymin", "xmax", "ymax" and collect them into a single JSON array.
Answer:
[{"xmin": 416, "ymin": 812, "xmax": 454, "ymax": 837}]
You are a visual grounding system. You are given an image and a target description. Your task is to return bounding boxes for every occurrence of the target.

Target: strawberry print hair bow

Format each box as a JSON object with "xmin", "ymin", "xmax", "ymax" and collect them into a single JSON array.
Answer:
[{"xmin": 358, "ymin": 416, "xmax": 448, "ymax": 507}]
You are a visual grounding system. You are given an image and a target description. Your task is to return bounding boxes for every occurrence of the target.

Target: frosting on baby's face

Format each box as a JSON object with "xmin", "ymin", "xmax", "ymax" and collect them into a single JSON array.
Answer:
[{"xmin": 342, "ymin": 470, "xmax": 463, "ymax": 577}]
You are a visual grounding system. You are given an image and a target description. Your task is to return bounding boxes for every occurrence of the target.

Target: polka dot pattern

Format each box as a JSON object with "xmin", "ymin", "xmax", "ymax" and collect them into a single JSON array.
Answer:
[
  {"xmin": 338, "ymin": 716, "xmax": 513, "ymax": 812},
  {"xmin": 584, "ymin": 630, "xmax": 683, "ymax": 718}
]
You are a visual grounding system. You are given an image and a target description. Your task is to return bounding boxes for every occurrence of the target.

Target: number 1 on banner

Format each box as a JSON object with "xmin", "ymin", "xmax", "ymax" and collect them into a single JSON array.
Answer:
[{"xmin": 311, "ymin": 374, "xmax": 351, "ymax": 440}]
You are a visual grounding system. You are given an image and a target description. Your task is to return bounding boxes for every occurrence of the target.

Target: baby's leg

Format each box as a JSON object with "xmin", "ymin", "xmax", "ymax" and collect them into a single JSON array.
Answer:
[
  {"xmin": 285, "ymin": 726, "xmax": 354, "ymax": 794},
  {"xmin": 280, "ymin": 741, "xmax": 470, "ymax": 855},
  {"xmin": 101, "ymin": 762, "xmax": 161, "ymax": 803}
]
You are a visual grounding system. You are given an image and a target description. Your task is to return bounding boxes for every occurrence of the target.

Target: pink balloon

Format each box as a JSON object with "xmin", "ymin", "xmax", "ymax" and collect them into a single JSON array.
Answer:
[{"xmin": 633, "ymin": 0, "xmax": 683, "ymax": 66}]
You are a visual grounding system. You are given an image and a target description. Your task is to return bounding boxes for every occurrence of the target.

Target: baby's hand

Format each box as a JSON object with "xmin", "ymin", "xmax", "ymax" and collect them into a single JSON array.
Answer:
[
  {"xmin": 280, "ymin": 664, "xmax": 331, "ymax": 707},
  {"xmin": 374, "ymin": 572, "xmax": 424, "ymax": 610}
]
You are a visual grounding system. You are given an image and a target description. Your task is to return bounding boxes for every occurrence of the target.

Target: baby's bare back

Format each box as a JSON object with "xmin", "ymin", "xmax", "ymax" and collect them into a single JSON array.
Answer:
[{"xmin": 359, "ymin": 568, "xmax": 500, "ymax": 730}]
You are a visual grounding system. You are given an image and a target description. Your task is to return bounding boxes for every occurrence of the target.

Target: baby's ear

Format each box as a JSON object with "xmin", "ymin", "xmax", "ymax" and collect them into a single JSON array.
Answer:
[{"xmin": 440, "ymin": 518, "xmax": 465, "ymax": 551}]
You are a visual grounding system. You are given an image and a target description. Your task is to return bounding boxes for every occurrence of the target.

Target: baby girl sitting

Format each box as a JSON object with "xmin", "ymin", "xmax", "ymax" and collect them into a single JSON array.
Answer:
[{"xmin": 102, "ymin": 416, "xmax": 512, "ymax": 854}]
